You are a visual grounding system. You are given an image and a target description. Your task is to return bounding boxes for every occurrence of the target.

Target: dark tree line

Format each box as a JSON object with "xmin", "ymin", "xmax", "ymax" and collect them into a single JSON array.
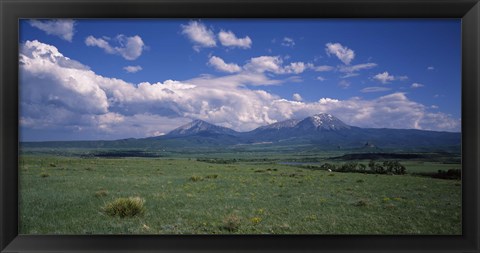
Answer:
[{"xmin": 319, "ymin": 160, "xmax": 406, "ymax": 175}]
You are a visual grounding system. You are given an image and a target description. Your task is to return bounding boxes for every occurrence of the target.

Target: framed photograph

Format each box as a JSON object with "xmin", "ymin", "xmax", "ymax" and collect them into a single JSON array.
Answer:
[{"xmin": 1, "ymin": 0, "xmax": 479, "ymax": 252}]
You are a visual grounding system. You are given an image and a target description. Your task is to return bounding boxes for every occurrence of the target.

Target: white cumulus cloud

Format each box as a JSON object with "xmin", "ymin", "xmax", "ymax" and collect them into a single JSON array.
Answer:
[
  {"xmin": 123, "ymin": 65, "xmax": 143, "ymax": 73},
  {"xmin": 218, "ymin": 30, "xmax": 252, "ymax": 49},
  {"xmin": 284, "ymin": 62, "xmax": 308, "ymax": 74},
  {"xmin": 411, "ymin": 82, "xmax": 424, "ymax": 88},
  {"xmin": 208, "ymin": 56, "xmax": 242, "ymax": 73},
  {"xmin": 85, "ymin": 34, "xmax": 145, "ymax": 60},
  {"xmin": 292, "ymin": 93, "xmax": 303, "ymax": 101},
  {"xmin": 181, "ymin": 21, "xmax": 216, "ymax": 51},
  {"xmin": 373, "ymin": 71, "xmax": 396, "ymax": 84},
  {"xmin": 244, "ymin": 56, "xmax": 310, "ymax": 75},
  {"xmin": 244, "ymin": 56, "xmax": 285, "ymax": 74},
  {"xmin": 326, "ymin": 42, "xmax": 355, "ymax": 65},
  {"xmin": 29, "ymin": 19, "xmax": 75, "ymax": 42},
  {"xmin": 19, "ymin": 40, "xmax": 461, "ymax": 141}
]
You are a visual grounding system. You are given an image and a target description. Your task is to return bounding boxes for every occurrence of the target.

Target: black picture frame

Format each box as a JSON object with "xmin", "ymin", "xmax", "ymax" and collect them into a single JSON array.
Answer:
[{"xmin": 1, "ymin": 0, "xmax": 479, "ymax": 252}]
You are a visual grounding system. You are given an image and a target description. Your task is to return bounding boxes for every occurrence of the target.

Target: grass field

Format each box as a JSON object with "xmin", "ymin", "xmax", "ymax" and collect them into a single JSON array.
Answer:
[{"xmin": 19, "ymin": 152, "xmax": 461, "ymax": 235}]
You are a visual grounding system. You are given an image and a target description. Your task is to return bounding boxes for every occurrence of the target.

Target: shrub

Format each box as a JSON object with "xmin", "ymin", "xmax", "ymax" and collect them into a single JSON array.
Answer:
[
  {"xmin": 95, "ymin": 189, "xmax": 108, "ymax": 197},
  {"xmin": 222, "ymin": 213, "xmax": 241, "ymax": 232},
  {"xmin": 354, "ymin": 200, "xmax": 368, "ymax": 207},
  {"xmin": 433, "ymin": 169, "xmax": 461, "ymax": 180},
  {"xmin": 250, "ymin": 217, "xmax": 262, "ymax": 225},
  {"xmin": 374, "ymin": 164, "xmax": 386, "ymax": 174},
  {"xmin": 205, "ymin": 174, "xmax": 218, "ymax": 179},
  {"xmin": 416, "ymin": 168, "xmax": 461, "ymax": 180},
  {"xmin": 385, "ymin": 203, "xmax": 396, "ymax": 209},
  {"xmin": 103, "ymin": 197, "xmax": 145, "ymax": 218},
  {"xmin": 339, "ymin": 162, "xmax": 358, "ymax": 172},
  {"xmin": 320, "ymin": 163, "xmax": 336, "ymax": 171},
  {"xmin": 358, "ymin": 164, "xmax": 367, "ymax": 172},
  {"xmin": 40, "ymin": 172, "xmax": 50, "ymax": 178},
  {"xmin": 383, "ymin": 161, "xmax": 406, "ymax": 175},
  {"xmin": 197, "ymin": 158, "xmax": 237, "ymax": 164},
  {"xmin": 189, "ymin": 175, "xmax": 203, "ymax": 182},
  {"xmin": 329, "ymin": 162, "xmax": 398, "ymax": 174}
]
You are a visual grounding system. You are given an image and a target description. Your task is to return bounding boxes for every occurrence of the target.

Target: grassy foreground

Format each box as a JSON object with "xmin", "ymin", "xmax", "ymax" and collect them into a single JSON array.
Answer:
[{"xmin": 19, "ymin": 155, "xmax": 461, "ymax": 235}]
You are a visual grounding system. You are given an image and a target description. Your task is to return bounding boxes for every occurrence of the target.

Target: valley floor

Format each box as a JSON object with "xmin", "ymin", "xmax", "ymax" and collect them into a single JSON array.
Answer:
[{"xmin": 19, "ymin": 154, "xmax": 461, "ymax": 235}]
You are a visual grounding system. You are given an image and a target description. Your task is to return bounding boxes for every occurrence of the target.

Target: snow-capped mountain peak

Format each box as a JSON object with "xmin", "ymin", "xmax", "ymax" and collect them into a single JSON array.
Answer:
[{"xmin": 296, "ymin": 113, "xmax": 350, "ymax": 131}]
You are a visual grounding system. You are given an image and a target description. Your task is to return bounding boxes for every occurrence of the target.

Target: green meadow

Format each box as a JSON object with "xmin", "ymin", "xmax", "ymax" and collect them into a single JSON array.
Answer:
[{"xmin": 19, "ymin": 151, "xmax": 461, "ymax": 235}]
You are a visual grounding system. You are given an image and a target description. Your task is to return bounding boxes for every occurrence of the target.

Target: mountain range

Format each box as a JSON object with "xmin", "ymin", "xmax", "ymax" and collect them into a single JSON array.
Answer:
[
  {"xmin": 161, "ymin": 113, "xmax": 460, "ymax": 148},
  {"xmin": 22, "ymin": 113, "xmax": 461, "ymax": 151}
]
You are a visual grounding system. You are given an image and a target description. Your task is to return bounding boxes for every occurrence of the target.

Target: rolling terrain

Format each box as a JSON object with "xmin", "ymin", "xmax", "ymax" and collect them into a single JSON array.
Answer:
[{"xmin": 18, "ymin": 113, "xmax": 462, "ymax": 235}]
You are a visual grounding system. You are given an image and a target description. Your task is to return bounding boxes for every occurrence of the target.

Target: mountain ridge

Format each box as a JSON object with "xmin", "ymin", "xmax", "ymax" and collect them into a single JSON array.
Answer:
[
  {"xmin": 167, "ymin": 119, "xmax": 238, "ymax": 137},
  {"xmin": 167, "ymin": 113, "xmax": 352, "ymax": 136},
  {"xmin": 21, "ymin": 113, "xmax": 461, "ymax": 151}
]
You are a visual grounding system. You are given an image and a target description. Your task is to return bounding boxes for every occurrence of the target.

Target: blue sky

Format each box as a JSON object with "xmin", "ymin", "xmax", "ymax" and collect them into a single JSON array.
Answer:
[{"xmin": 19, "ymin": 19, "xmax": 461, "ymax": 141}]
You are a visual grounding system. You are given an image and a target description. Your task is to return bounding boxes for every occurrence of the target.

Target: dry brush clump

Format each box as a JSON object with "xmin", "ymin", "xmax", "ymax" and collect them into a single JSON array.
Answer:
[
  {"xmin": 354, "ymin": 199, "xmax": 369, "ymax": 207},
  {"xmin": 222, "ymin": 213, "xmax": 241, "ymax": 232},
  {"xmin": 103, "ymin": 197, "xmax": 145, "ymax": 218},
  {"xmin": 189, "ymin": 175, "xmax": 203, "ymax": 182},
  {"xmin": 95, "ymin": 189, "xmax": 108, "ymax": 197}
]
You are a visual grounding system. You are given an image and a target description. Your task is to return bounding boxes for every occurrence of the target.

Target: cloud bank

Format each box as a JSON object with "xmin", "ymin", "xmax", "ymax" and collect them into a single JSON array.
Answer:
[{"xmin": 19, "ymin": 40, "xmax": 460, "ymax": 141}]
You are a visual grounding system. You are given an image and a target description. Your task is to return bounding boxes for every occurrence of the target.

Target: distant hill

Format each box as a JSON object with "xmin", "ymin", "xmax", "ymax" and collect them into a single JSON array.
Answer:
[{"xmin": 21, "ymin": 113, "xmax": 461, "ymax": 151}]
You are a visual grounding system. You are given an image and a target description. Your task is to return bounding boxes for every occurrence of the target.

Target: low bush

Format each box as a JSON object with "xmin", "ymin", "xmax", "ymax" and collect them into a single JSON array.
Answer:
[
  {"xmin": 95, "ymin": 189, "xmax": 108, "ymax": 197},
  {"xmin": 103, "ymin": 197, "xmax": 145, "ymax": 218},
  {"xmin": 354, "ymin": 199, "xmax": 368, "ymax": 207},
  {"xmin": 434, "ymin": 169, "xmax": 461, "ymax": 180},
  {"xmin": 222, "ymin": 213, "xmax": 241, "ymax": 232},
  {"xmin": 416, "ymin": 168, "xmax": 461, "ymax": 180},
  {"xmin": 197, "ymin": 158, "xmax": 237, "ymax": 164},
  {"xmin": 320, "ymin": 163, "xmax": 336, "ymax": 171},
  {"xmin": 250, "ymin": 217, "xmax": 262, "ymax": 225},
  {"xmin": 319, "ymin": 160, "xmax": 407, "ymax": 175},
  {"xmin": 189, "ymin": 176, "xmax": 203, "ymax": 182}
]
